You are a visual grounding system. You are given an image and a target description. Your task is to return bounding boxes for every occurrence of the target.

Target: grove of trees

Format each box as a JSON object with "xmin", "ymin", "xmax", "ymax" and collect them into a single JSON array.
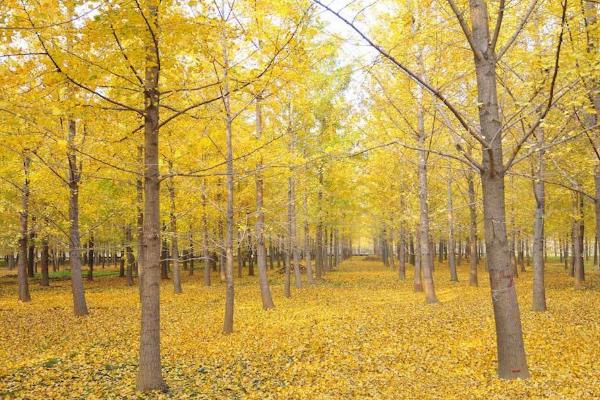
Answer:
[{"xmin": 0, "ymin": 0, "xmax": 599, "ymax": 397}]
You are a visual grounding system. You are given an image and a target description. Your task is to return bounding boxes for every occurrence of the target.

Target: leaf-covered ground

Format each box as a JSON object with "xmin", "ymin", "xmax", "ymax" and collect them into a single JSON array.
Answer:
[{"xmin": 1, "ymin": 258, "xmax": 599, "ymax": 399}]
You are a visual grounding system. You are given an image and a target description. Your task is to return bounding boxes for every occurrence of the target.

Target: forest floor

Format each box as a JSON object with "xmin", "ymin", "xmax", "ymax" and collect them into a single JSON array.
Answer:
[{"xmin": 1, "ymin": 257, "xmax": 600, "ymax": 399}]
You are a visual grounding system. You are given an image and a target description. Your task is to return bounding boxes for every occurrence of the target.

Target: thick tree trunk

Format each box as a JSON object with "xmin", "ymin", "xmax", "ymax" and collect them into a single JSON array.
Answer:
[
  {"xmin": 136, "ymin": 0, "xmax": 166, "ymax": 390},
  {"xmin": 67, "ymin": 120, "xmax": 88, "ymax": 317},
  {"xmin": 470, "ymin": 0, "xmax": 528, "ymax": 379},
  {"xmin": 18, "ymin": 154, "xmax": 31, "ymax": 302},
  {"xmin": 532, "ymin": 129, "xmax": 546, "ymax": 311}
]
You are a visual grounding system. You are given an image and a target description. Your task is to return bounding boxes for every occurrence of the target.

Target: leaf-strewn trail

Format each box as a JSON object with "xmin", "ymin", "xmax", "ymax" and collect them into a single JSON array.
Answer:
[{"xmin": 1, "ymin": 258, "xmax": 599, "ymax": 399}]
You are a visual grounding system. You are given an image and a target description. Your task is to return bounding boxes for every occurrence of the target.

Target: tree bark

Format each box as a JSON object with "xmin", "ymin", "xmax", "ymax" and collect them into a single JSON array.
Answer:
[
  {"xmin": 167, "ymin": 163, "xmax": 182, "ymax": 294},
  {"xmin": 303, "ymin": 181, "xmax": 314, "ymax": 284},
  {"xmin": 398, "ymin": 227, "xmax": 406, "ymax": 280},
  {"xmin": 221, "ymin": 6, "xmax": 235, "ymax": 333},
  {"xmin": 67, "ymin": 120, "xmax": 89, "ymax": 317},
  {"xmin": 136, "ymin": 0, "xmax": 166, "ymax": 390},
  {"xmin": 202, "ymin": 179, "xmax": 211, "ymax": 287},
  {"xmin": 447, "ymin": 174, "xmax": 458, "ymax": 282},
  {"xmin": 136, "ymin": 145, "xmax": 144, "ymax": 280},
  {"xmin": 126, "ymin": 225, "xmax": 135, "ymax": 287},
  {"xmin": 532, "ymin": 128, "xmax": 546, "ymax": 311},
  {"xmin": 18, "ymin": 154, "xmax": 31, "ymax": 301},
  {"xmin": 573, "ymin": 193, "xmax": 585, "ymax": 289},
  {"xmin": 315, "ymin": 166, "xmax": 324, "ymax": 279},
  {"xmin": 40, "ymin": 236, "xmax": 50, "ymax": 287},
  {"xmin": 469, "ymin": 0, "xmax": 529, "ymax": 379},
  {"xmin": 87, "ymin": 233, "xmax": 94, "ymax": 282},
  {"xmin": 416, "ymin": 86, "xmax": 438, "ymax": 303},
  {"xmin": 254, "ymin": 94, "xmax": 275, "ymax": 309},
  {"xmin": 414, "ymin": 226, "xmax": 423, "ymax": 292}
]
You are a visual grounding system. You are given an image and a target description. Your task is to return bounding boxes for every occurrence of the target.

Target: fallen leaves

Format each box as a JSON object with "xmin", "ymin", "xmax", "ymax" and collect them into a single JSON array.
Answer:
[{"xmin": 1, "ymin": 258, "xmax": 600, "ymax": 399}]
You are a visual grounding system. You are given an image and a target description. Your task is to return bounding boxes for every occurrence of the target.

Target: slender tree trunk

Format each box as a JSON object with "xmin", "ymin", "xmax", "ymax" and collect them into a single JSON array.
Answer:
[
  {"xmin": 40, "ymin": 236, "xmax": 50, "ymax": 287},
  {"xmin": 254, "ymin": 94, "xmax": 275, "ymax": 309},
  {"xmin": 574, "ymin": 192, "xmax": 585, "ymax": 289},
  {"xmin": 303, "ymin": 183, "xmax": 314, "ymax": 284},
  {"xmin": 167, "ymin": 165, "xmax": 182, "ymax": 294},
  {"xmin": 136, "ymin": 0, "xmax": 166, "ymax": 390},
  {"xmin": 202, "ymin": 179, "xmax": 211, "ymax": 287},
  {"xmin": 284, "ymin": 232, "xmax": 291, "ymax": 298},
  {"xmin": 188, "ymin": 233, "xmax": 194, "ymax": 276},
  {"xmin": 315, "ymin": 166, "xmax": 324, "ymax": 279},
  {"xmin": 221, "ymin": 10, "xmax": 235, "ymax": 333},
  {"xmin": 532, "ymin": 128, "xmax": 546, "ymax": 311},
  {"xmin": 27, "ymin": 225, "xmax": 35, "ymax": 278},
  {"xmin": 414, "ymin": 226, "xmax": 423, "ymax": 292},
  {"xmin": 17, "ymin": 154, "xmax": 31, "ymax": 302},
  {"xmin": 126, "ymin": 225, "xmax": 135, "ymax": 287},
  {"xmin": 136, "ymin": 145, "xmax": 144, "ymax": 279},
  {"xmin": 398, "ymin": 227, "xmax": 406, "ymax": 280},
  {"xmin": 447, "ymin": 175, "xmax": 458, "ymax": 282},
  {"xmin": 67, "ymin": 120, "xmax": 88, "ymax": 316},
  {"xmin": 87, "ymin": 233, "xmax": 94, "ymax": 282},
  {"xmin": 417, "ymin": 93, "xmax": 437, "ymax": 303}
]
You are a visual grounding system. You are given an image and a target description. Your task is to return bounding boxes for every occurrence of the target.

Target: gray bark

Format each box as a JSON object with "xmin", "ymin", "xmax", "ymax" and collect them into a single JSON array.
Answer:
[
  {"xmin": 17, "ymin": 154, "xmax": 31, "ymax": 301},
  {"xmin": 136, "ymin": 0, "xmax": 167, "ymax": 390},
  {"xmin": 254, "ymin": 95, "xmax": 275, "ymax": 309},
  {"xmin": 532, "ymin": 128, "xmax": 546, "ymax": 311},
  {"xmin": 67, "ymin": 119, "xmax": 88, "ymax": 317}
]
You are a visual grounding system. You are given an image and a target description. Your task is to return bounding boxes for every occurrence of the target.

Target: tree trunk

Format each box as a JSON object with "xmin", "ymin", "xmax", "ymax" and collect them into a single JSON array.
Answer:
[
  {"xmin": 414, "ymin": 226, "xmax": 423, "ymax": 292},
  {"xmin": 532, "ymin": 128, "xmax": 546, "ymax": 311},
  {"xmin": 303, "ymin": 183, "xmax": 314, "ymax": 284},
  {"xmin": 254, "ymin": 94, "xmax": 275, "ymax": 309},
  {"xmin": 136, "ymin": 0, "xmax": 166, "ymax": 390},
  {"xmin": 87, "ymin": 233, "xmax": 94, "ymax": 282},
  {"xmin": 398, "ymin": 227, "xmax": 406, "ymax": 280},
  {"xmin": 467, "ymin": 169, "xmax": 478, "ymax": 287},
  {"xmin": 447, "ymin": 175, "xmax": 458, "ymax": 282},
  {"xmin": 67, "ymin": 120, "xmax": 88, "ymax": 317},
  {"xmin": 126, "ymin": 225, "xmax": 135, "ymax": 287},
  {"xmin": 136, "ymin": 145, "xmax": 144, "ymax": 279},
  {"xmin": 167, "ymin": 164, "xmax": 182, "ymax": 294},
  {"xmin": 315, "ymin": 166, "xmax": 324, "ymax": 279},
  {"xmin": 202, "ymin": 179, "xmax": 211, "ymax": 287},
  {"xmin": 574, "ymin": 193, "xmax": 585, "ymax": 288},
  {"xmin": 40, "ymin": 236, "xmax": 50, "ymax": 287},
  {"xmin": 18, "ymin": 154, "xmax": 31, "ymax": 302},
  {"xmin": 221, "ymin": 10, "xmax": 235, "ymax": 334},
  {"xmin": 27, "ymin": 224, "xmax": 35, "ymax": 278},
  {"xmin": 417, "ymin": 94, "xmax": 437, "ymax": 303},
  {"xmin": 470, "ymin": 0, "xmax": 528, "ymax": 379}
]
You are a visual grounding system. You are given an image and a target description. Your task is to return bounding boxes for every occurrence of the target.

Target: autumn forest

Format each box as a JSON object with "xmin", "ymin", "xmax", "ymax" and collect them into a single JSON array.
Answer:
[{"xmin": 1, "ymin": 0, "xmax": 599, "ymax": 398}]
